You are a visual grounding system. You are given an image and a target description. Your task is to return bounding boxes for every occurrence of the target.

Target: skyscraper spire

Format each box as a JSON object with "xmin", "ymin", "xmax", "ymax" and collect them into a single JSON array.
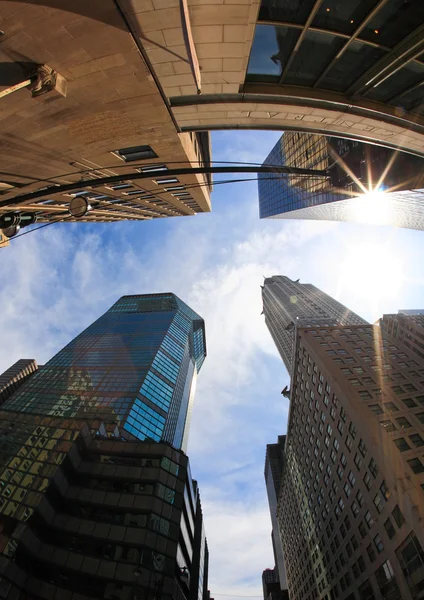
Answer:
[{"xmin": 262, "ymin": 276, "xmax": 367, "ymax": 373}]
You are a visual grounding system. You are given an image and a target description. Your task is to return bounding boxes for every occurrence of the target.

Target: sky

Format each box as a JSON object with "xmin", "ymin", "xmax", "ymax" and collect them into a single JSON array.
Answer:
[{"xmin": 1, "ymin": 130, "xmax": 424, "ymax": 599}]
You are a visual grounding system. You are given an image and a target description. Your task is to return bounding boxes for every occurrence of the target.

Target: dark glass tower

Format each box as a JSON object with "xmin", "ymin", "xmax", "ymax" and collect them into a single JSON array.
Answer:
[
  {"xmin": 0, "ymin": 293, "xmax": 209, "ymax": 600},
  {"xmin": 3, "ymin": 293, "xmax": 206, "ymax": 451},
  {"xmin": 262, "ymin": 276, "xmax": 367, "ymax": 373}
]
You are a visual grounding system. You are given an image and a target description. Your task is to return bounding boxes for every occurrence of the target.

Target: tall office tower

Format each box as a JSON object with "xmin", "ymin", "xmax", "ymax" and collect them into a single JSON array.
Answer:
[
  {"xmin": 0, "ymin": 293, "xmax": 209, "ymax": 600},
  {"xmin": 262, "ymin": 567, "xmax": 289, "ymax": 600},
  {"xmin": 262, "ymin": 276, "xmax": 367, "ymax": 373},
  {"xmin": 0, "ymin": 359, "xmax": 38, "ymax": 406},
  {"xmin": 258, "ymin": 133, "xmax": 424, "ymax": 230},
  {"xmin": 3, "ymin": 293, "xmax": 206, "ymax": 451},
  {"xmin": 264, "ymin": 437, "xmax": 287, "ymax": 590},
  {"xmin": 275, "ymin": 316, "xmax": 424, "ymax": 600},
  {"xmin": 382, "ymin": 313, "xmax": 424, "ymax": 363}
]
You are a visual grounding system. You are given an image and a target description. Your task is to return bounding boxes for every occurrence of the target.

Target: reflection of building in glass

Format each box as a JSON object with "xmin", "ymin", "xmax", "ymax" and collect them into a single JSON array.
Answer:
[
  {"xmin": 0, "ymin": 358, "xmax": 38, "ymax": 406},
  {"xmin": 262, "ymin": 276, "xmax": 367, "ymax": 374},
  {"xmin": 271, "ymin": 308, "xmax": 424, "ymax": 600},
  {"xmin": 0, "ymin": 294, "xmax": 210, "ymax": 600},
  {"xmin": 258, "ymin": 133, "xmax": 424, "ymax": 229}
]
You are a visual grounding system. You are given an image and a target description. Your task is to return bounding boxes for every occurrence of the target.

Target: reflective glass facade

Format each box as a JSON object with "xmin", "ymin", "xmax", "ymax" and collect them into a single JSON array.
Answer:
[
  {"xmin": 2, "ymin": 293, "xmax": 206, "ymax": 450},
  {"xmin": 247, "ymin": 0, "xmax": 424, "ymax": 113},
  {"xmin": 258, "ymin": 133, "xmax": 424, "ymax": 230}
]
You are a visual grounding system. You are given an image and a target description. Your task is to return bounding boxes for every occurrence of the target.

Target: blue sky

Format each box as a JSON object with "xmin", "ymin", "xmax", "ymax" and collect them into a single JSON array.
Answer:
[{"xmin": 1, "ymin": 130, "xmax": 424, "ymax": 598}]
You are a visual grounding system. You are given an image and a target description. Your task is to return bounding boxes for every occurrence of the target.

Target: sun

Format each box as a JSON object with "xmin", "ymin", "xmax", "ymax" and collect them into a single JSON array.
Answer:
[
  {"xmin": 337, "ymin": 236, "xmax": 404, "ymax": 319},
  {"xmin": 350, "ymin": 189, "xmax": 393, "ymax": 226}
]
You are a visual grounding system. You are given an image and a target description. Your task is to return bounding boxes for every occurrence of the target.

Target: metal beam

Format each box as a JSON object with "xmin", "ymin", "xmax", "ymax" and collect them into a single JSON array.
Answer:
[
  {"xmin": 313, "ymin": 0, "xmax": 390, "ymax": 88},
  {"xmin": 258, "ymin": 19, "xmax": 393, "ymax": 52},
  {"xmin": 278, "ymin": 0, "xmax": 323, "ymax": 84},
  {"xmin": 0, "ymin": 166, "xmax": 329, "ymax": 210},
  {"xmin": 347, "ymin": 24, "xmax": 424, "ymax": 97}
]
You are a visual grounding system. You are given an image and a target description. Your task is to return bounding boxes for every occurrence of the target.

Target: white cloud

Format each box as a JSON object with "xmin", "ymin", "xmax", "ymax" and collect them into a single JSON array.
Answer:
[{"xmin": 1, "ymin": 130, "xmax": 423, "ymax": 599}]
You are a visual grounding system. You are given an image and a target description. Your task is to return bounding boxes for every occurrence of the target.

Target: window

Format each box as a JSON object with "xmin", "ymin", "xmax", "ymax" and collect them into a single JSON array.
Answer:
[
  {"xmin": 137, "ymin": 164, "xmax": 168, "ymax": 173},
  {"xmin": 351, "ymin": 501, "xmax": 359, "ymax": 517},
  {"xmin": 369, "ymin": 404, "xmax": 383, "ymax": 415},
  {"xmin": 358, "ymin": 521, "xmax": 367, "ymax": 539},
  {"xmin": 114, "ymin": 145, "xmax": 157, "ymax": 162},
  {"xmin": 363, "ymin": 472, "xmax": 372, "ymax": 490},
  {"xmin": 391, "ymin": 505, "xmax": 405, "ymax": 528},
  {"xmin": 354, "ymin": 452, "xmax": 363, "ymax": 470},
  {"xmin": 396, "ymin": 416, "xmax": 411, "ymax": 429},
  {"xmin": 366, "ymin": 543, "xmax": 376, "ymax": 563},
  {"xmin": 384, "ymin": 518, "xmax": 396, "ymax": 539},
  {"xmin": 384, "ymin": 402, "xmax": 399, "ymax": 412},
  {"xmin": 402, "ymin": 397, "xmax": 417, "ymax": 408},
  {"xmin": 409, "ymin": 434, "xmax": 424, "ymax": 447},
  {"xmin": 375, "ymin": 560, "xmax": 401, "ymax": 599},
  {"xmin": 369, "ymin": 459, "xmax": 379, "ymax": 478},
  {"xmin": 373, "ymin": 492, "xmax": 384, "ymax": 513},
  {"xmin": 358, "ymin": 555, "xmax": 366, "ymax": 572},
  {"xmin": 396, "ymin": 533, "xmax": 424, "ymax": 583},
  {"xmin": 365, "ymin": 510, "xmax": 374, "ymax": 529},
  {"xmin": 153, "ymin": 177, "xmax": 179, "ymax": 185},
  {"xmin": 374, "ymin": 534, "xmax": 384, "ymax": 553},
  {"xmin": 394, "ymin": 437, "xmax": 411, "ymax": 452},
  {"xmin": 380, "ymin": 481, "xmax": 390, "ymax": 500},
  {"xmin": 359, "ymin": 579, "xmax": 375, "ymax": 599},
  {"xmin": 404, "ymin": 383, "xmax": 417, "ymax": 392},
  {"xmin": 408, "ymin": 457, "xmax": 424, "ymax": 474},
  {"xmin": 381, "ymin": 420, "xmax": 397, "ymax": 432}
]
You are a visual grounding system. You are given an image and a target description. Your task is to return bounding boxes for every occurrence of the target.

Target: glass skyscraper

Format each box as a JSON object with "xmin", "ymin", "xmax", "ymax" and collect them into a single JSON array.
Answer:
[
  {"xmin": 262, "ymin": 276, "xmax": 367, "ymax": 373},
  {"xmin": 3, "ymin": 293, "xmax": 206, "ymax": 451},
  {"xmin": 0, "ymin": 293, "xmax": 209, "ymax": 600},
  {"xmin": 258, "ymin": 133, "xmax": 424, "ymax": 230}
]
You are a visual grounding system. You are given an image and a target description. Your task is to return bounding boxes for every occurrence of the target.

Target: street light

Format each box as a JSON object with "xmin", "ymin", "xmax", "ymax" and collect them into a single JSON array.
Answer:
[
  {"xmin": 0, "ymin": 212, "xmax": 37, "ymax": 238},
  {"xmin": 69, "ymin": 196, "xmax": 92, "ymax": 218}
]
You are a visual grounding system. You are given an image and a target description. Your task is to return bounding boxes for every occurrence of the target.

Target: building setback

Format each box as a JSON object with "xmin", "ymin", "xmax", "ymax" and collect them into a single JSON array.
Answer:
[
  {"xmin": 0, "ymin": 293, "xmax": 210, "ymax": 600},
  {"xmin": 258, "ymin": 133, "xmax": 424, "ymax": 230},
  {"xmin": 262, "ymin": 276, "xmax": 367, "ymax": 374},
  {"xmin": 276, "ymin": 316, "xmax": 424, "ymax": 600},
  {"xmin": 0, "ymin": 359, "xmax": 38, "ymax": 406}
]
